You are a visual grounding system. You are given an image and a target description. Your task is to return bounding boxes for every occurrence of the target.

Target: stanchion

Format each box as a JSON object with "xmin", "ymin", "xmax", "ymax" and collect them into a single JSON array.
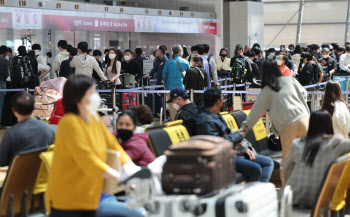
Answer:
[
  {"xmin": 26, "ymin": 88, "xmax": 29, "ymax": 93},
  {"xmin": 266, "ymin": 113, "xmax": 270, "ymax": 135},
  {"xmin": 163, "ymin": 92, "xmax": 167, "ymax": 123},
  {"xmin": 346, "ymin": 77, "xmax": 349, "ymax": 107},
  {"xmin": 142, "ymin": 79, "xmax": 145, "ymax": 106},
  {"xmin": 190, "ymin": 89, "xmax": 194, "ymax": 102},
  {"xmin": 311, "ymin": 90, "xmax": 316, "ymax": 112},
  {"xmin": 245, "ymin": 82, "xmax": 250, "ymax": 103},
  {"xmin": 112, "ymin": 84, "xmax": 117, "ymax": 130}
]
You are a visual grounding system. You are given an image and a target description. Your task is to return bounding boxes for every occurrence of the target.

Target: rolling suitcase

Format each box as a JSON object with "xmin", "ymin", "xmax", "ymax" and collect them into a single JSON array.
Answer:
[
  {"xmin": 162, "ymin": 136, "xmax": 236, "ymax": 195},
  {"xmin": 122, "ymin": 93, "xmax": 139, "ymax": 109},
  {"xmin": 147, "ymin": 195, "xmax": 198, "ymax": 217},
  {"xmin": 196, "ymin": 182, "xmax": 278, "ymax": 217},
  {"xmin": 121, "ymin": 73, "xmax": 136, "ymax": 89}
]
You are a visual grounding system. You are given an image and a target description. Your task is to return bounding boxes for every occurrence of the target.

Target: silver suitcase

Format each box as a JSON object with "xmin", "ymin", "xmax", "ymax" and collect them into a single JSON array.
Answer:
[{"xmin": 121, "ymin": 73, "xmax": 136, "ymax": 89}]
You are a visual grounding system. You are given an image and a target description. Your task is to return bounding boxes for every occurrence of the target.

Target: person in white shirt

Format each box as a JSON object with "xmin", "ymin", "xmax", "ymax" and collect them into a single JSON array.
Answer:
[
  {"xmin": 322, "ymin": 80, "xmax": 350, "ymax": 138},
  {"xmin": 339, "ymin": 45, "xmax": 350, "ymax": 74},
  {"xmin": 32, "ymin": 44, "xmax": 50, "ymax": 82},
  {"xmin": 202, "ymin": 44, "xmax": 219, "ymax": 87},
  {"xmin": 70, "ymin": 41, "xmax": 107, "ymax": 81},
  {"xmin": 52, "ymin": 40, "xmax": 69, "ymax": 78}
]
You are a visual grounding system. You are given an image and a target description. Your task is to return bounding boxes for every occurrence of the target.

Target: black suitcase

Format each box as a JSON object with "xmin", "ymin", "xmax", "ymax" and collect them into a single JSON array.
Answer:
[{"xmin": 162, "ymin": 136, "xmax": 236, "ymax": 195}]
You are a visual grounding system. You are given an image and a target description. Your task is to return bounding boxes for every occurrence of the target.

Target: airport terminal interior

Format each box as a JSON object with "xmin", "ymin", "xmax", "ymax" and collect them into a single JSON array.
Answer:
[{"xmin": 1, "ymin": 0, "xmax": 350, "ymax": 217}]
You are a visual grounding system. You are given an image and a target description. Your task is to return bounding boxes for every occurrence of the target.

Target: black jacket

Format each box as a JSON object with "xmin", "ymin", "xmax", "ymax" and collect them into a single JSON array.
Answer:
[
  {"xmin": 194, "ymin": 108, "xmax": 245, "ymax": 155},
  {"xmin": 59, "ymin": 57, "xmax": 75, "ymax": 78},
  {"xmin": 92, "ymin": 59, "xmax": 103, "ymax": 82},
  {"xmin": 183, "ymin": 67, "xmax": 208, "ymax": 105},
  {"xmin": 297, "ymin": 62, "xmax": 314, "ymax": 85},
  {"xmin": 175, "ymin": 103, "xmax": 198, "ymax": 136},
  {"xmin": 122, "ymin": 58, "xmax": 142, "ymax": 80},
  {"xmin": 0, "ymin": 57, "xmax": 9, "ymax": 82}
]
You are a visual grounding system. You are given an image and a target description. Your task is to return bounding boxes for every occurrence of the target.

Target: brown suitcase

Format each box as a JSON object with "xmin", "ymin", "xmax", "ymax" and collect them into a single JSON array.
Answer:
[{"xmin": 162, "ymin": 135, "xmax": 236, "ymax": 195}]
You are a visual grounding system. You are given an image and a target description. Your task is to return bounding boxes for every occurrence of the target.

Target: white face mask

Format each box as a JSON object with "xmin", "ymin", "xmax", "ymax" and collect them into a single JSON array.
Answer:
[
  {"xmin": 302, "ymin": 63, "xmax": 305, "ymax": 68},
  {"xmin": 109, "ymin": 54, "xmax": 116, "ymax": 60},
  {"xmin": 277, "ymin": 59, "xmax": 283, "ymax": 66},
  {"xmin": 155, "ymin": 52, "xmax": 160, "ymax": 57},
  {"xmin": 85, "ymin": 92, "xmax": 101, "ymax": 115},
  {"xmin": 124, "ymin": 55, "xmax": 131, "ymax": 61},
  {"xmin": 172, "ymin": 103, "xmax": 180, "ymax": 111}
]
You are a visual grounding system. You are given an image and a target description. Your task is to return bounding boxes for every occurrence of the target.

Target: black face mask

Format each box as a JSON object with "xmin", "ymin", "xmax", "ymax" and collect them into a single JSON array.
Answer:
[
  {"xmin": 220, "ymin": 54, "xmax": 227, "ymax": 57},
  {"xmin": 117, "ymin": 129, "xmax": 134, "ymax": 141}
]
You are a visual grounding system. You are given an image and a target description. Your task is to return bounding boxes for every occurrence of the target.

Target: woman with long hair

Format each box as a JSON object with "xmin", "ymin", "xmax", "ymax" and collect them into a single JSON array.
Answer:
[
  {"xmin": 46, "ymin": 75, "xmax": 136, "ymax": 217},
  {"xmin": 106, "ymin": 49, "xmax": 123, "ymax": 89},
  {"xmin": 322, "ymin": 80, "xmax": 350, "ymax": 138},
  {"xmin": 282, "ymin": 110, "xmax": 350, "ymax": 207},
  {"xmin": 241, "ymin": 59, "xmax": 310, "ymax": 160}
]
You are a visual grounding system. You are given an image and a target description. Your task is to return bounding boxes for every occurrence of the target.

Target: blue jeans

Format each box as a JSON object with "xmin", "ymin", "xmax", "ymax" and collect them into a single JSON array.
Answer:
[
  {"xmin": 97, "ymin": 195, "xmax": 145, "ymax": 217},
  {"xmin": 0, "ymin": 81, "xmax": 5, "ymax": 125},
  {"xmin": 236, "ymin": 155, "xmax": 274, "ymax": 182}
]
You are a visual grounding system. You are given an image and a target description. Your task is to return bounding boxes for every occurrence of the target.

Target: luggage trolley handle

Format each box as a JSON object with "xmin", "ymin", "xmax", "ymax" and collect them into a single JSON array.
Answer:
[{"xmin": 127, "ymin": 93, "xmax": 136, "ymax": 109}]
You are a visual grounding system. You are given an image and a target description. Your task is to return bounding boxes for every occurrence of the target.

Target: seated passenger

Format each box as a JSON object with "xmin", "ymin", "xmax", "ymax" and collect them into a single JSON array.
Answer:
[
  {"xmin": 0, "ymin": 91, "xmax": 55, "ymax": 167},
  {"xmin": 114, "ymin": 110, "xmax": 155, "ymax": 166},
  {"xmin": 167, "ymin": 87, "xmax": 198, "ymax": 135},
  {"xmin": 194, "ymin": 87, "xmax": 274, "ymax": 182},
  {"xmin": 132, "ymin": 105, "xmax": 154, "ymax": 130},
  {"xmin": 282, "ymin": 110, "xmax": 350, "ymax": 208},
  {"xmin": 0, "ymin": 92, "xmax": 55, "ymax": 196}
]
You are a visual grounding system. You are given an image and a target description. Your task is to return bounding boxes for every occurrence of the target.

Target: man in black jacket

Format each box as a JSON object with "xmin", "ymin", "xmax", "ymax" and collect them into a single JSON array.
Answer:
[
  {"xmin": 59, "ymin": 48, "xmax": 77, "ymax": 78},
  {"xmin": 167, "ymin": 87, "xmax": 198, "ymax": 135},
  {"xmin": 194, "ymin": 87, "xmax": 274, "ymax": 182},
  {"xmin": 0, "ymin": 46, "xmax": 9, "ymax": 128}
]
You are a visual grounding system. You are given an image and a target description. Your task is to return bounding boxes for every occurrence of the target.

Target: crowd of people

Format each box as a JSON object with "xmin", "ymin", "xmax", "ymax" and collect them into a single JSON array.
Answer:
[{"xmin": 0, "ymin": 39, "xmax": 350, "ymax": 217}]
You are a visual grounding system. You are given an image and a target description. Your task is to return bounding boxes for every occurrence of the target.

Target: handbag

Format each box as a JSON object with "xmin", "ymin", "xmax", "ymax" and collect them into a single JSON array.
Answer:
[
  {"xmin": 103, "ymin": 149, "xmax": 125, "ymax": 194},
  {"xmin": 268, "ymin": 134, "xmax": 282, "ymax": 151}
]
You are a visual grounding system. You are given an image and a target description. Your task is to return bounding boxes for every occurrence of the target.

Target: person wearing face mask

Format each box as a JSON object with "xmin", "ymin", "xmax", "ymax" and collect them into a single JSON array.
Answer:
[
  {"xmin": 216, "ymin": 48, "xmax": 231, "ymax": 71},
  {"xmin": 144, "ymin": 45, "xmax": 168, "ymax": 116},
  {"xmin": 121, "ymin": 49, "xmax": 142, "ymax": 81},
  {"xmin": 277, "ymin": 54, "xmax": 291, "ymax": 76},
  {"xmin": 70, "ymin": 41, "xmax": 107, "ymax": 81},
  {"xmin": 106, "ymin": 49, "xmax": 123, "ymax": 88},
  {"xmin": 318, "ymin": 48, "xmax": 337, "ymax": 81},
  {"xmin": 297, "ymin": 52, "xmax": 315, "ymax": 86},
  {"xmin": 59, "ymin": 48, "xmax": 77, "ymax": 78},
  {"xmin": 194, "ymin": 87, "xmax": 274, "ymax": 182},
  {"xmin": 339, "ymin": 45, "xmax": 350, "ymax": 75},
  {"xmin": 113, "ymin": 110, "xmax": 155, "ymax": 166},
  {"xmin": 167, "ymin": 87, "xmax": 198, "ymax": 136},
  {"xmin": 183, "ymin": 54, "xmax": 208, "ymax": 105},
  {"xmin": 32, "ymin": 44, "xmax": 50, "ymax": 82},
  {"xmin": 288, "ymin": 44, "xmax": 295, "ymax": 56},
  {"xmin": 46, "ymin": 75, "xmax": 136, "ymax": 217}
]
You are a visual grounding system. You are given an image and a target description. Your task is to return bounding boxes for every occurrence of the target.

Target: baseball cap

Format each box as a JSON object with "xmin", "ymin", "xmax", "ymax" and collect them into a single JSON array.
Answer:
[
  {"xmin": 166, "ymin": 87, "xmax": 188, "ymax": 103},
  {"xmin": 236, "ymin": 44, "xmax": 244, "ymax": 51}
]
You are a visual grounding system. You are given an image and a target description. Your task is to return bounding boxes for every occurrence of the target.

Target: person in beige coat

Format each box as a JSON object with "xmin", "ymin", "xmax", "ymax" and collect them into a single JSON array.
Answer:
[{"xmin": 216, "ymin": 48, "xmax": 231, "ymax": 71}]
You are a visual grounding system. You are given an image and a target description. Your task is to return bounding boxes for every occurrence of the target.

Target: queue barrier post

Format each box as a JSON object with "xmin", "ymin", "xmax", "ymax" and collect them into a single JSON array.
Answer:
[
  {"xmin": 265, "ymin": 113, "xmax": 270, "ymax": 135},
  {"xmin": 190, "ymin": 89, "xmax": 194, "ymax": 102},
  {"xmin": 346, "ymin": 77, "xmax": 349, "ymax": 107},
  {"xmin": 142, "ymin": 80, "xmax": 145, "ymax": 106},
  {"xmin": 163, "ymin": 92, "xmax": 167, "ymax": 123},
  {"xmin": 112, "ymin": 84, "xmax": 117, "ymax": 130},
  {"xmin": 311, "ymin": 90, "xmax": 316, "ymax": 112}
]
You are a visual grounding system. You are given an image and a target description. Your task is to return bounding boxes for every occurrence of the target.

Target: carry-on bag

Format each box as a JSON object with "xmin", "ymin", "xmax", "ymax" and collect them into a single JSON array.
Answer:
[
  {"xmin": 121, "ymin": 73, "xmax": 136, "ymax": 89},
  {"xmin": 122, "ymin": 92, "xmax": 139, "ymax": 109},
  {"xmin": 196, "ymin": 182, "xmax": 278, "ymax": 217},
  {"xmin": 162, "ymin": 135, "xmax": 236, "ymax": 195}
]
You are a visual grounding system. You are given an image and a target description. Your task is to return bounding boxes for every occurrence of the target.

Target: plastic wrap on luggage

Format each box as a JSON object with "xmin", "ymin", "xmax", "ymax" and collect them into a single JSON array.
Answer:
[{"xmin": 33, "ymin": 87, "xmax": 62, "ymax": 119}]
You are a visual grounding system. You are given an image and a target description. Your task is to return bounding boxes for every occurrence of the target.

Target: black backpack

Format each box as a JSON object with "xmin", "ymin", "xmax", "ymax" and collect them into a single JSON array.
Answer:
[
  {"xmin": 231, "ymin": 56, "xmax": 248, "ymax": 84},
  {"xmin": 11, "ymin": 56, "xmax": 39, "ymax": 88}
]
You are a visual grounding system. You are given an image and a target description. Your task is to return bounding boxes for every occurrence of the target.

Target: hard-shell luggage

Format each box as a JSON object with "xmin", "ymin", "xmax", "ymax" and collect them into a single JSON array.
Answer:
[
  {"xmin": 147, "ymin": 195, "xmax": 198, "ymax": 217},
  {"xmin": 196, "ymin": 182, "xmax": 278, "ymax": 217},
  {"xmin": 121, "ymin": 73, "xmax": 136, "ymax": 89},
  {"xmin": 162, "ymin": 135, "xmax": 236, "ymax": 195},
  {"xmin": 122, "ymin": 92, "xmax": 139, "ymax": 109}
]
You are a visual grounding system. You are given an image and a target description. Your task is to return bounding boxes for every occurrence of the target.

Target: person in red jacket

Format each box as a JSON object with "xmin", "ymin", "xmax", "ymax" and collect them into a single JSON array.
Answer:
[
  {"xmin": 113, "ymin": 110, "xmax": 155, "ymax": 166},
  {"xmin": 49, "ymin": 98, "xmax": 64, "ymax": 124},
  {"xmin": 277, "ymin": 54, "xmax": 291, "ymax": 76}
]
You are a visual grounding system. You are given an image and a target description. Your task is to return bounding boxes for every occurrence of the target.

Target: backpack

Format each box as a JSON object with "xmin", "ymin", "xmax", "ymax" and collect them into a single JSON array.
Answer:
[
  {"xmin": 231, "ymin": 56, "xmax": 248, "ymax": 84},
  {"xmin": 11, "ymin": 56, "xmax": 39, "ymax": 88}
]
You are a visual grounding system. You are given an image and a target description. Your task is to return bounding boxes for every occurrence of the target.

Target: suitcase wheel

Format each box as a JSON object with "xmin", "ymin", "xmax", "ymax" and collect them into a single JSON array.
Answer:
[{"xmin": 236, "ymin": 201, "xmax": 248, "ymax": 213}]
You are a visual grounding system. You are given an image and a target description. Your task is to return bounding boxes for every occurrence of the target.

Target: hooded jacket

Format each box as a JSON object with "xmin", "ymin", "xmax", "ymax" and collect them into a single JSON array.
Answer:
[
  {"xmin": 70, "ymin": 54, "xmax": 107, "ymax": 81},
  {"xmin": 176, "ymin": 102, "xmax": 198, "ymax": 136},
  {"xmin": 113, "ymin": 131, "xmax": 155, "ymax": 166},
  {"xmin": 53, "ymin": 51, "xmax": 69, "ymax": 74}
]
